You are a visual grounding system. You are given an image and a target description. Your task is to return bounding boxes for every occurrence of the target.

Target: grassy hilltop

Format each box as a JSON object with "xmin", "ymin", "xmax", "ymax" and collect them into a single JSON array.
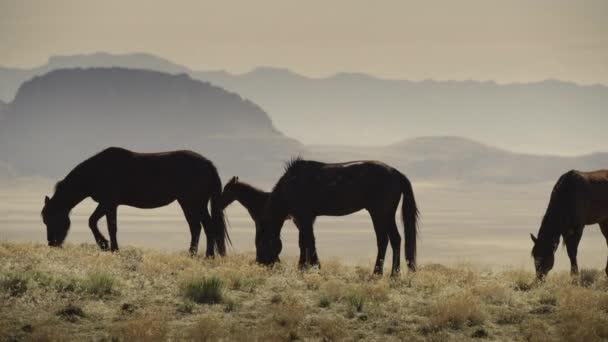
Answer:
[{"xmin": 1, "ymin": 242, "xmax": 608, "ymax": 341}]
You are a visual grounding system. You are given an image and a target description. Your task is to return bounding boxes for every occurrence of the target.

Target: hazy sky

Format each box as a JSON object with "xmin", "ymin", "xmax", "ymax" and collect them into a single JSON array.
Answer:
[{"xmin": 1, "ymin": 0, "xmax": 607, "ymax": 84}]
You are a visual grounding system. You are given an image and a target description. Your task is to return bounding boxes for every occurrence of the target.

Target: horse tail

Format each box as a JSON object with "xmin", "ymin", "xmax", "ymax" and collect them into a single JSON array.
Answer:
[
  {"xmin": 399, "ymin": 172, "xmax": 419, "ymax": 271},
  {"xmin": 209, "ymin": 163, "xmax": 231, "ymax": 256}
]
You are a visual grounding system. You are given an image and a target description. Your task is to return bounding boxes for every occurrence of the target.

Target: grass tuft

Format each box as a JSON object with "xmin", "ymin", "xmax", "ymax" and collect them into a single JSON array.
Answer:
[
  {"xmin": 84, "ymin": 272, "xmax": 115, "ymax": 298},
  {"xmin": 182, "ymin": 276, "xmax": 224, "ymax": 304},
  {"xmin": 579, "ymin": 268, "xmax": 599, "ymax": 288},
  {"xmin": 1, "ymin": 272, "xmax": 29, "ymax": 296}
]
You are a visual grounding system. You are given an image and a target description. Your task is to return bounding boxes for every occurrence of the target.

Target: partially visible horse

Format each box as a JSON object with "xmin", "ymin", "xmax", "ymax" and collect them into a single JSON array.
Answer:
[
  {"xmin": 530, "ymin": 169, "xmax": 608, "ymax": 279},
  {"xmin": 221, "ymin": 176, "xmax": 292, "ymax": 252},
  {"xmin": 221, "ymin": 176, "xmax": 270, "ymax": 248},
  {"xmin": 41, "ymin": 147, "xmax": 229, "ymax": 256},
  {"xmin": 257, "ymin": 158, "xmax": 419, "ymax": 276}
]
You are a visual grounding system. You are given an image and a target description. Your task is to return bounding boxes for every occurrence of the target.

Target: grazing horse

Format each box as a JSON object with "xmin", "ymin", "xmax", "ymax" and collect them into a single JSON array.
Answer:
[
  {"xmin": 221, "ymin": 176, "xmax": 292, "ymax": 252},
  {"xmin": 258, "ymin": 158, "xmax": 419, "ymax": 276},
  {"xmin": 41, "ymin": 147, "xmax": 229, "ymax": 256},
  {"xmin": 221, "ymin": 176, "xmax": 270, "ymax": 248},
  {"xmin": 530, "ymin": 170, "xmax": 608, "ymax": 279}
]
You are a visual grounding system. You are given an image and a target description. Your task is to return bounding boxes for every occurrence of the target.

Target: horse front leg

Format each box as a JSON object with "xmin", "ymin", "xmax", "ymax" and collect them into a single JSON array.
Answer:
[
  {"xmin": 296, "ymin": 216, "xmax": 320, "ymax": 269},
  {"xmin": 105, "ymin": 205, "xmax": 119, "ymax": 252},
  {"xmin": 600, "ymin": 222, "xmax": 608, "ymax": 277},
  {"xmin": 88, "ymin": 204, "xmax": 109, "ymax": 251},
  {"xmin": 565, "ymin": 227, "xmax": 583, "ymax": 276}
]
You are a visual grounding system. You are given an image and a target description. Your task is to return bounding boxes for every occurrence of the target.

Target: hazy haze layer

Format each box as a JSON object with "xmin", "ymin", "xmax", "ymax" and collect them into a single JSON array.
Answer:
[{"xmin": 1, "ymin": 0, "xmax": 607, "ymax": 84}]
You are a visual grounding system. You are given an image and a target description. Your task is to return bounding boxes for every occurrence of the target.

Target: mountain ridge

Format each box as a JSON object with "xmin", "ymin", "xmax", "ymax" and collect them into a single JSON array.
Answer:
[{"xmin": 0, "ymin": 67, "xmax": 301, "ymax": 183}]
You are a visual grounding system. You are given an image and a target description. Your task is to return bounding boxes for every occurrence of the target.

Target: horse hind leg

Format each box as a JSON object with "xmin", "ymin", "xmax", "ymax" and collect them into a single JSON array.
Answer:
[
  {"xmin": 179, "ymin": 200, "xmax": 203, "ymax": 257},
  {"xmin": 370, "ymin": 211, "xmax": 389, "ymax": 275},
  {"xmin": 386, "ymin": 218, "xmax": 402, "ymax": 277},
  {"xmin": 200, "ymin": 208, "xmax": 216, "ymax": 257},
  {"xmin": 105, "ymin": 205, "xmax": 119, "ymax": 252},
  {"xmin": 600, "ymin": 222, "xmax": 608, "ymax": 277}
]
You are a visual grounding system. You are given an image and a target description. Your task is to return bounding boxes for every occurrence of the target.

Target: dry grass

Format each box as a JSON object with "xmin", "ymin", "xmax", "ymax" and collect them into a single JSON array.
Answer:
[{"xmin": 1, "ymin": 241, "xmax": 607, "ymax": 341}]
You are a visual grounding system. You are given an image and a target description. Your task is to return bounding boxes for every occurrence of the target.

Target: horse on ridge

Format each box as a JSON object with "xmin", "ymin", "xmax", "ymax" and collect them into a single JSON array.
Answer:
[
  {"xmin": 41, "ymin": 147, "xmax": 229, "ymax": 257},
  {"xmin": 530, "ymin": 169, "xmax": 608, "ymax": 279},
  {"xmin": 257, "ymin": 158, "xmax": 419, "ymax": 276}
]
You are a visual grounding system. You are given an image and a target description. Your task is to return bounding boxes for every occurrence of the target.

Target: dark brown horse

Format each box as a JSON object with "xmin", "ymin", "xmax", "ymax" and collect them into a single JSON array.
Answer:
[
  {"xmin": 41, "ymin": 147, "xmax": 229, "ymax": 256},
  {"xmin": 258, "ymin": 158, "xmax": 419, "ymax": 276},
  {"xmin": 221, "ymin": 176, "xmax": 293, "ymax": 255},
  {"xmin": 530, "ymin": 169, "xmax": 608, "ymax": 279},
  {"xmin": 221, "ymin": 176, "xmax": 270, "ymax": 248}
]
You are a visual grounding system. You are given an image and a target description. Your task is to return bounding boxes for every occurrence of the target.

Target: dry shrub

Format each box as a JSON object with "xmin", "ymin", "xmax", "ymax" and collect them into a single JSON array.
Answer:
[
  {"xmin": 214, "ymin": 264, "xmax": 266, "ymax": 292},
  {"xmin": 110, "ymin": 313, "xmax": 169, "ymax": 342},
  {"xmin": 495, "ymin": 307, "xmax": 525, "ymax": 325},
  {"xmin": 472, "ymin": 281, "xmax": 512, "ymax": 305},
  {"xmin": 537, "ymin": 291, "xmax": 557, "ymax": 306},
  {"xmin": 361, "ymin": 279, "xmax": 390, "ymax": 302},
  {"xmin": 23, "ymin": 321, "xmax": 71, "ymax": 342},
  {"xmin": 184, "ymin": 314, "xmax": 224, "ymax": 342},
  {"xmin": 319, "ymin": 258, "xmax": 344, "ymax": 277},
  {"xmin": 520, "ymin": 319, "xmax": 552, "ymax": 342},
  {"xmin": 0, "ymin": 320, "xmax": 10, "ymax": 341},
  {"xmin": 1, "ymin": 271, "xmax": 29, "ymax": 297},
  {"xmin": 554, "ymin": 287, "xmax": 608, "ymax": 341},
  {"xmin": 501, "ymin": 269, "xmax": 535, "ymax": 291},
  {"xmin": 579, "ymin": 268, "xmax": 600, "ymax": 288},
  {"xmin": 303, "ymin": 272, "xmax": 323, "ymax": 290},
  {"xmin": 428, "ymin": 292, "xmax": 484, "ymax": 330},
  {"xmin": 315, "ymin": 314, "xmax": 347, "ymax": 341},
  {"xmin": 413, "ymin": 264, "xmax": 477, "ymax": 292},
  {"xmin": 262, "ymin": 295, "xmax": 307, "ymax": 341},
  {"xmin": 320, "ymin": 279, "xmax": 346, "ymax": 301}
]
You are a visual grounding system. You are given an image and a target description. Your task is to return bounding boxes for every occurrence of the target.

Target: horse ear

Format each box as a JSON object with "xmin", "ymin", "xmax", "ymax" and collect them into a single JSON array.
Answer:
[
  {"xmin": 44, "ymin": 196, "xmax": 50, "ymax": 204},
  {"xmin": 530, "ymin": 233, "xmax": 537, "ymax": 244},
  {"xmin": 235, "ymin": 176, "xmax": 239, "ymax": 182}
]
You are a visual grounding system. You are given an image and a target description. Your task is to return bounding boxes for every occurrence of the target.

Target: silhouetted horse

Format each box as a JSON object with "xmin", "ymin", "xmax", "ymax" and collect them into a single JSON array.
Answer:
[
  {"xmin": 221, "ymin": 176, "xmax": 292, "ymax": 252},
  {"xmin": 258, "ymin": 158, "xmax": 419, "ymax": 275},
  {"xmin": 530, "ymin": 170, "xmax": 608, "ymax": 279},
  {"xmin": 221, "ymin": 176, "xmax": 270, "ymax": 247},
  {"xmin": 41, "ymin": 147, "xmax": 229, "ymax": 256}
]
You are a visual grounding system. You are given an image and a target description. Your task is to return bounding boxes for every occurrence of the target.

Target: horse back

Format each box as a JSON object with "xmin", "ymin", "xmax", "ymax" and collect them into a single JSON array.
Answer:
[
  {"xmin": 282, "ymin": 160, "xmax": 401, "ymax": 215},
  {"xmin": 575, "ymin": 170, "xmax": 608, "ymax": 224},
  {"xmin": 88, "ymin": 148, "xmax": 216, "ymax": 206}
]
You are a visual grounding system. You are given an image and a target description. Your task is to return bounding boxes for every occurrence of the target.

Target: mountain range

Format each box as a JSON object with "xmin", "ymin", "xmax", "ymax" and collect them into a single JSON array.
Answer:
[
  {"xmin": 0, "ymin": 54, "xmax": 606, "ymax": 185},
  {"xmin": 0, "ymin": 67, "xmax": 301, "ymax": 183},
  {"xmin": 1, "ymin": 53, "xmax": 607, "ymax": 155}
]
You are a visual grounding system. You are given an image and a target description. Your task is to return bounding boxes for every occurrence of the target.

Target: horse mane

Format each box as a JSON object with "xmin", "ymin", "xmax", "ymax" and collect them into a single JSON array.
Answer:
[
  {"xmin": 53, "ymin": 157, "xmax": 91, "ymax": 194},
  {"xmin": 283, "ymin": 156, "xmax": 305, "ymax": 174}
]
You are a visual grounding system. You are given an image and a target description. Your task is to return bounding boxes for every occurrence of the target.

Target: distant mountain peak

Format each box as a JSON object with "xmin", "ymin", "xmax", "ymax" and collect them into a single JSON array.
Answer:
[{"xmin": 45, "ymin": 52, "xmax": 191, "ymax": 74}]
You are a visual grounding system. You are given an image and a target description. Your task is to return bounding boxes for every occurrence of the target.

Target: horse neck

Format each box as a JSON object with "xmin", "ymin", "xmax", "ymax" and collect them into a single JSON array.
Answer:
[
  {"xmin": 53, "ymin": 175, "xmax": 90, "ymax": 212},
  {"xmin": 537, "ymin": 209, "xmax": 563, "ymax": 245},
  {"xmin": 234, "ymin": 183, "xmax": 269, "ymax": 219},
  {"xmin": 265, "ymin": 190, "xmax": 289, "ymax": 235}
]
